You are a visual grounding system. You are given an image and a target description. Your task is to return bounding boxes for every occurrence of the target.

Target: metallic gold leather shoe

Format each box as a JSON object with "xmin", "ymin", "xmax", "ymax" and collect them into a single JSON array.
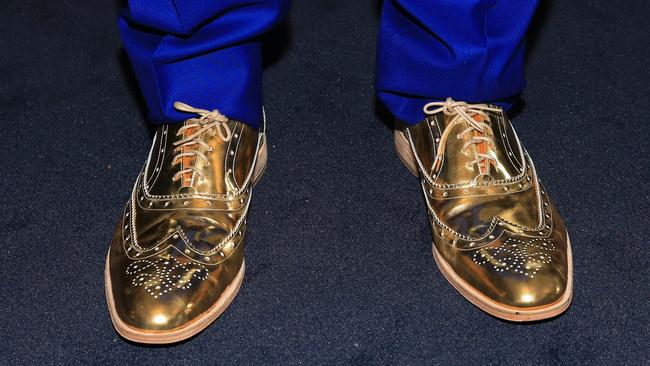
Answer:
[
  {"xmin": 105, "ymin": 102, "xmax": 267, "ymax": 343},
  {"xmin": 395, "ymin": 98, "xmax": 572, "ymax": 321}
]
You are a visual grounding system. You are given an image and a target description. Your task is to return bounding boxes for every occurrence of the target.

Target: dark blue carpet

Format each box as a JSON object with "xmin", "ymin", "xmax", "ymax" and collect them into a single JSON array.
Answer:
[{"xmin": 1, "ymin": 0, "xmax": 648, "ymax": 364}]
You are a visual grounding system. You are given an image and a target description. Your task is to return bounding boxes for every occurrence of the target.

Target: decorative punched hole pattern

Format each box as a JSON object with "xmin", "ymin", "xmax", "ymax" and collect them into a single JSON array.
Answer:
[
  {"xmin": 126, "ymin": 257, "xmax": 209, "ymax": 299},
  {"xmin": 472, "ymin": 237, "xmax": 556, "ymax": 278}
]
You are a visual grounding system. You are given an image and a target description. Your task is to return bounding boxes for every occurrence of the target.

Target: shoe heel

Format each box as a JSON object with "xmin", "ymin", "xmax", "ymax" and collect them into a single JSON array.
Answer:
[
  {"xmin": 394, "ymin": 129, "xmax": 419, "ymax": 177},
  {"xmin": 252, "ymin": 135, "xmax": 267, "ymax": 185}
]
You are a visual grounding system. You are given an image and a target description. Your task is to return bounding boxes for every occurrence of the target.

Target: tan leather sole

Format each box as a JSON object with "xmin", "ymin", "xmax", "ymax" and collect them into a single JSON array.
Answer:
[
  {"xmin": 395, "ymin": 129, "xmax": 573, "ymax": 321},
  {"xmin": 252, "ymin": 134, "xmax": 268, "ymax": 185},
  {"xmin": 105, "ymin": 136, "xmax": 267, "ymax": 344}
]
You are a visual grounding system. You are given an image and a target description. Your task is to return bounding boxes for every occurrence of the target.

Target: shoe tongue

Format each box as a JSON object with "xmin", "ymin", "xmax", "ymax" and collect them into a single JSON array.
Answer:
[
  {"xmin": 166, "ymin": 120, "xmax": 258, "ymax": 197},
  {"xmin": 431, "ymin": 113, "xmax": 487, "ymax": 180},
  {"xmin": 177, "ymin": 124, "xmax": 202, "ymax": 189},
  {"xmin": 177, "ymin": 129, "xmax": 232, "ymax": 195},
  {"xmin": 144, "ymin": 123, "xmax": 233, "ymax": 197},
  {"xmin": 468, "ymin": 114, "xmax": 495, "ymax": 177},
  {"xmin": 432, "ymin": 112, "xmax": 520, "ymax": 185}
]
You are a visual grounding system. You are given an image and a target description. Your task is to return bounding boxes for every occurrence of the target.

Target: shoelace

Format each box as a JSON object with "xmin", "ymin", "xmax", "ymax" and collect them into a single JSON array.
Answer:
[
  {"xmin": 171, "ymin": 102, "xmax": 232, "ymax": 182},
  {"xmin": 423, "ymin": 98, "xmax": 502, "ymax": 176}
]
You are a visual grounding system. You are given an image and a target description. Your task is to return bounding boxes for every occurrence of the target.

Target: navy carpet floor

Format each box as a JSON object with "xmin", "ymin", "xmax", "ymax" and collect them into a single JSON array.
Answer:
[{"xmin": 1, "ymin": 0, "xmax": 648, "ymax": 364}]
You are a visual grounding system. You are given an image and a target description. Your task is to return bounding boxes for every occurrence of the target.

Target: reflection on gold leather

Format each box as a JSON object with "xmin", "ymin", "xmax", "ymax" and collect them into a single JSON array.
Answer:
[
  {"xmin": 106, "ymin": 103, "xmax": 264, "ymax": 332},
  {"xmin": 403, "ymin": 99, "xmax": 572, "ymax": 311}
]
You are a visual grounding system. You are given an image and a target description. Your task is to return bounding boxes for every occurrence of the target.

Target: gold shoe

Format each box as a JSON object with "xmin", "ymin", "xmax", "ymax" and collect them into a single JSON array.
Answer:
[
  {"xmin": 105, "ymin": 102, "xmax": 267, "ymax": 343},
  {"xmin": 395, "ymin": 98, "xmax": 572, "ymax": 321}
]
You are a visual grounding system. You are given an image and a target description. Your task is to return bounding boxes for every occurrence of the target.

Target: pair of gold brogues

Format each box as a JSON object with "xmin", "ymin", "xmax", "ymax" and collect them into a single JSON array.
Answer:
[{"xmin": 105, "ymin": 99, "xmax": 572, "ymax": 344}]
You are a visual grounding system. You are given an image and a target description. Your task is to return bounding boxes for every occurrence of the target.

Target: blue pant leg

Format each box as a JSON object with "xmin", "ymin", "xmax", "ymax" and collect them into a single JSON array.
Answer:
[
  {"xmin": 376, "ymin": 0, "xmax": 539, "ymax": 125},
  {"xmin": 118, "ymin": 0, "xmax": 291, "ymax": 127}
]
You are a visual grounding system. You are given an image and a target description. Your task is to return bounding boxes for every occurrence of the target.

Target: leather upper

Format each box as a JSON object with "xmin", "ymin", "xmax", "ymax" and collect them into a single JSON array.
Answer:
[
  {"xmin": 107, "ymin": 118, "xmax": 263, "ymax": 331},
  {"xmin": 404, "ymin": 107, "xmax": 571, "ymax": 308}
]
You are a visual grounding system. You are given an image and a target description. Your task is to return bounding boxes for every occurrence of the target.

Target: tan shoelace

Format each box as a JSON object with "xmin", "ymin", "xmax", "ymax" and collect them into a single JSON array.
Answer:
[
  {"xmin": 171, "ymin": 102, "xmax": 232, "ymax": 182},
  {"xmin": 423, "ymin": 98, "xmax": 502, "ymax": 177}
]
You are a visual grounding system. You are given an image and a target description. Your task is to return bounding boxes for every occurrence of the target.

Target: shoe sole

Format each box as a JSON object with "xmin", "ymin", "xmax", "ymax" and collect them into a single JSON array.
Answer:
[
  {"xmin": 105, "ymin": 135, "xmax": 268, "ymax": 344},
  {"xmin": 394, "ymin": 129, "xmax": 573, "ymax": 322}
]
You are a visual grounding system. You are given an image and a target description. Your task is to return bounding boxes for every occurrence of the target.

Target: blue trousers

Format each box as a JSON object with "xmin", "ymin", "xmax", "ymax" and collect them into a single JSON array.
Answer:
[{"xmin": 119, "ymin": 0, "xmax": 538, "ymax": 128}]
